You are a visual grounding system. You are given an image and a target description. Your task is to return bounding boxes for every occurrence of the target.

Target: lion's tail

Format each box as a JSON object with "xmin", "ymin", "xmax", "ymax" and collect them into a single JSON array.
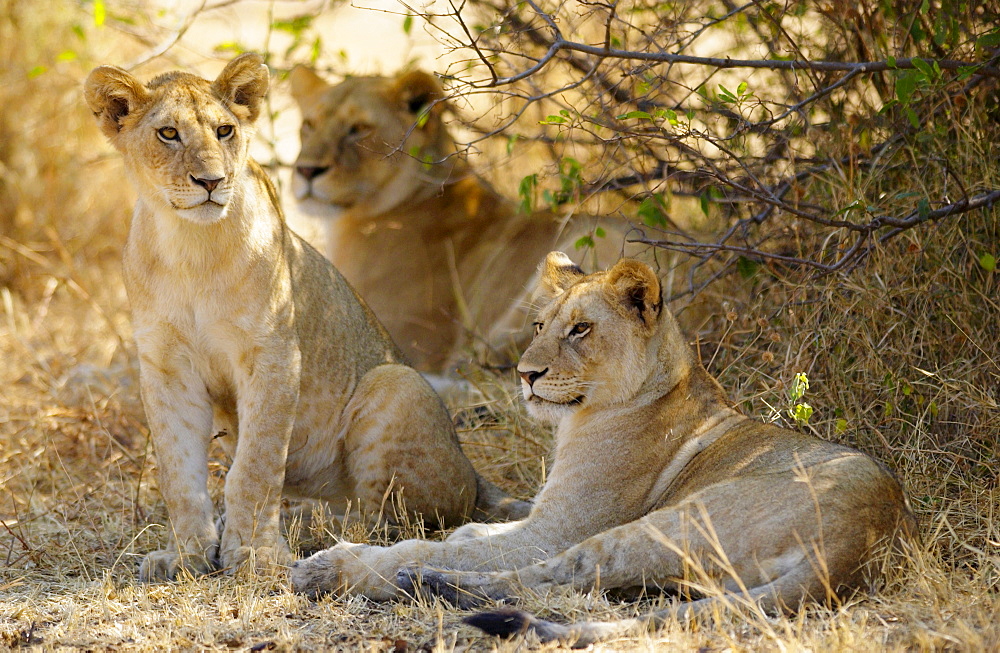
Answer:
[
  {"xmin": 471, "ymin": 474, "xmax": 532, "ymax": 522},
  {"xmin": 464, "ymin": 608, "xmax": 638, "ymax": 648},
  {"xmin": 463, "ymin": 570, "xmax": 820, "ymax": 646}
]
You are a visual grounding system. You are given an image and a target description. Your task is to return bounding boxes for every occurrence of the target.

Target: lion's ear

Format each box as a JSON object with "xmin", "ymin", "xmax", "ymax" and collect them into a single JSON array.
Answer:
[
  {"xmin": 212, "ymin": 52, "xmax": 269, "ymax": 123},
  {"xmin": 84, "ymin": 65, "xmax": 149, "ymax": 140},
  {"xmin": 389, "ymin": 69, "xmax": 445, "ymax": 121},
  {"xmin": 606, "ymin": 258, "xmax": 662, "ymax": 327},
  {"xmin": 288, "ymin": 65, "xmax": 329, "ymax": 104},
  {"xmin": 532, "ymin": 251, "xmax": 586, "ymax": 307}
]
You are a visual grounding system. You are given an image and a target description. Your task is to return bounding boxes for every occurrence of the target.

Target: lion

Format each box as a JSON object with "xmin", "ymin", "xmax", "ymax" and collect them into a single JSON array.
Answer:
[
  {"xmin": 288, "ymin": 66, "xmax": 626, "ymax": 374},
  {"xmin": 289, "ymin": 252, "xmax": 917, "ymax": 646},
  {"xmin": 84, "ymin": 53, "xmax": 529, "ymax": 582}
]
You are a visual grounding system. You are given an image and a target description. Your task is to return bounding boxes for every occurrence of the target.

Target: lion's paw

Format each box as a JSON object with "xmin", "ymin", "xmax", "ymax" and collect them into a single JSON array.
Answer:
[
  {"xmin": 138, "ymin": 548, "xmax": 217, "ymax": 582},
  {"xmin": 221, "ymin": 543, "xmax": 292, "ymax": 576},
  {"xmin": 289, "ymin": 542, "xmax": 367, "ymax": 596}
]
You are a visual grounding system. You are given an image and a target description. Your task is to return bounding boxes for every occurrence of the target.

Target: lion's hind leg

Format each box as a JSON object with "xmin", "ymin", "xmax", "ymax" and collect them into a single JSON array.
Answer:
[{"xmin": 341, "ymin": 364, "xmax": 480, "ymax": 530}]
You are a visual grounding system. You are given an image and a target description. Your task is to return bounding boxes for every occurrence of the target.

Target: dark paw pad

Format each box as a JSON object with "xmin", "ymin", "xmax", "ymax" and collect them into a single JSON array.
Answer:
[{"xmin": 395, "ymin": 567, "xmax": 419, "ymax": 596}]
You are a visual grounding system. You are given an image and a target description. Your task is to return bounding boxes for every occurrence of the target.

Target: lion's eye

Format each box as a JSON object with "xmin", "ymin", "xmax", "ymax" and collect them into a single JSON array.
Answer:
[
  {"xmin": 157, "ymin": 127, "xmax": 179, "ymax": 142},
  {"xmin": 533, "ymin": 322, "xmax": 544, "ymax": 336},
  {"xmin": 568, "ymin": 322, "xmax": 591, "ymax": 338},
  {"xmin": 217, "ymin": 124, "xmax": 234, "ymax": 139},
  {"xmin": 347, "ymin": 123, "xmax": 371, "ymax": 139}
]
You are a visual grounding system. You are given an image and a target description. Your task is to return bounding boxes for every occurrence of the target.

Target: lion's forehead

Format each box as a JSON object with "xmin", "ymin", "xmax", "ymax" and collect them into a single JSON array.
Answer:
[
  {"xmin": 143, "ymin": 86, "xmax": 233, "ymax": 131},
  {"xmin": 309, "ymin": 82, "xmax": 408, "ymax": 134},
  {"xmin": 541, "ymin": 284, "xmax": 616, "ymax": 330}
]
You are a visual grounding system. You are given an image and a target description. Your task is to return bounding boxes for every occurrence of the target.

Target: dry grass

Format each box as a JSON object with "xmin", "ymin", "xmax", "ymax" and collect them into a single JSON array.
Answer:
[{"xmin": 2, "ymin": 1, "xmax": 999, "ymax": 651}]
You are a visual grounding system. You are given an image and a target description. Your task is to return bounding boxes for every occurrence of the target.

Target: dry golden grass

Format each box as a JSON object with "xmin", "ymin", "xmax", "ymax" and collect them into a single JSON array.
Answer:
[{"xmin": 2, "ymin": 1, "xmax": 999, "ymax": 651}]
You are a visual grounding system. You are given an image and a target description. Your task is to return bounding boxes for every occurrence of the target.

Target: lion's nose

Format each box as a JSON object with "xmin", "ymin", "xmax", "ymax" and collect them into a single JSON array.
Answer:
[
  {"xmin": 191, "ymin": 175, "xmax": 224, "ymax": 193},
  {"xmin": 296, "ymin": 166, "xmax": 329, "ymax": 181},
  {"xmin": 518, "ymin": 368, "xmax": 548, "ymax": 387}
]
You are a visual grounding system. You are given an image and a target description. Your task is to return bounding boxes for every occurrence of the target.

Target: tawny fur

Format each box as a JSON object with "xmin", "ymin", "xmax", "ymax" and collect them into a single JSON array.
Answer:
[
  {"xmin": 290, "ymin": 252, "xmax": 916, "ymax": 647},
  {"xmin": 288, "ymin": 67, "xmax": 631, "ymax": 373},
  {"xmin": 84, "ymin": 53, "xmax": 529, "ymax": 582}
]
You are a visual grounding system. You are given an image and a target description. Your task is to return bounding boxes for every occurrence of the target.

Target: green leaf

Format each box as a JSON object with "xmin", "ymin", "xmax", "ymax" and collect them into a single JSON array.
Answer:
[
  {"xmin": 72, "ymin": 23, "xmax": 86, "ymax": 40},
  {"xmin": 917, "ymin": 198, "xmax": 930, "ymax": 219},
  {"xmin": 792, "ymin": 372, "xmax": 809, "ymax": 401},
  {"xmin": 415, "ymin": 106, "xmax": 431, "ymax": 128},
  {"xmin": 887, "ymin": 55, "xmax": 897, "ymax": 69},
  {"xmin": 506, "ymin": 134, "xmax": 519, "ymax": 154},
  {"xmin": 736, "ymin": 81, "xmax": 748, "ymax": 96},
  {"xmin": 615, "ymin": 110, "xmax": 653, "ymax": 120},
  {"xmin": 57, "ymin": 50, "xmax": 77, "ymax": 62},
  {"xmin": 402, "ymin": 14, "xmax": 413, "ymax": 35},
  {"xmin": 835, "ymin": 418, "xmax": 848, "ymax": 433},
  {"xmin": 638, "ymin": 196, "xmax": 667, "ymax": 227},
  {"xmin": 273, "ymin": 15, "xmax": 314, "ymax": 36},
  {"xmin": 977, "ymin": 30, "xmax": 1000, "ymax": 51},
  {"xmin": 517, "ymin": 174, "xmax": 537, "ymax": 214},
  {"xmin": 737, "ymin": 256, "xmax": 760, "ymax": 279},
  {"xmin": 94, "ymin": 0, "xmax": 105, "ymax": 26},
  {"xmin": 540, "ymin": 115, "xmax": 568, "ymax": 125},
  {"xmin": 595, "ymin": 227, "xmax": 606, "ymax": 238},
  {"xmin": 979, "ymin": 252, "xmax": 997, "ymax": 272},
  {"xmin": 575, "ymin": 235, "xmax": 595, "ymax": 249},
  {"xmin": 911, "ymin": 56, "xmax": 934, "ymax": 79},
  {"xmin": 789, "ymin": 402, "xmax": 813, "ymax": 426},
  {"xmin": 905, "ymin": 106, "xmax": 920, "ymax": 129},
  {"xmin": 309, "ymin": 37, "xmax": 322, "ymax": 63},
  {"xmin": 833, "ymin": 198, "xmax": 864, "ymax": 217},
  {"xmin": 28, "ymin": 65, "xmax": 47, "ymax": 78},
  {"xmin": 699, "ymin": 190, "xmax": 710, "ymax": 217},
  {"xmin": 895, "ymin": 71, "xmax": 918, "ymax": 104},
  {"xmin": 214, "ymin": 41, "xmax": 245, "ymax": 54}
]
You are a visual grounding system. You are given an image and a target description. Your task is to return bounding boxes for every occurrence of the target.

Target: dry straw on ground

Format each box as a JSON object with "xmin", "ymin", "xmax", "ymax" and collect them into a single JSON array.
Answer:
[{"xmin": 2, "ymin": 1, "xmax": 999, "ymax": 650}]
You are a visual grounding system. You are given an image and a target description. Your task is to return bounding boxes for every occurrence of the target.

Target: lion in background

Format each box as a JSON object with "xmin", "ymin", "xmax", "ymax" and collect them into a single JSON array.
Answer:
[
  {"xmin": 289, "ymin": 252, "xmax": 916, "ymax": 647},
  {"xmin": 84, "ymin": 53, "xmax": 529, "ymax": 582},
  {"xmin": 289, "ymin": 66, "xmax": 631, "ymax": 375}
]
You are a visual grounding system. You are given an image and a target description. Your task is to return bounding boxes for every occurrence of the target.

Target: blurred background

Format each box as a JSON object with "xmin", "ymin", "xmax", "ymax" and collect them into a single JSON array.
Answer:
[{"xmin": 1, "ymin": 0, "xmax": 998, "ymax": 648}]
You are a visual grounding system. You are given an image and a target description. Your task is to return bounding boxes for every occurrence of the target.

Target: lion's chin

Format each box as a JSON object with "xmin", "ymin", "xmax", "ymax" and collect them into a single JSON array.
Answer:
[
  {"xmin": 176, "ymin": 201, "xmax": 228, "ymax": 225},
  {"xmin": 523, "ymin": 394, "xmax": 584, "ymax": 425}
]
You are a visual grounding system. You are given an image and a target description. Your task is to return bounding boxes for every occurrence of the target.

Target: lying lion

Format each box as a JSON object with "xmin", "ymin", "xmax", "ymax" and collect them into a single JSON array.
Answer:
[
  {"xmin": 290, "ymin": 252, "xmax": 916, "ymax": 646},
  {"xmin": 84, "ymin": 53, "xmax": 528, "ymax": 582},
  {"xmin": 289, "ymin": 66, "xmax": 628, "ymax": 374}
]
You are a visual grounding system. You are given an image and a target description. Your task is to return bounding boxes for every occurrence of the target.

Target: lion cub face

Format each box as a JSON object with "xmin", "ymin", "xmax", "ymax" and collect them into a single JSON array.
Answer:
[
  {"xmin": 518, "ymin": 253, "xmax": 665, "ymax": 424},
  {"xmin": 85, "ymin": 63, "xmax": 268, "ymax": 224},
  {"xmin": 288, "ymin": 67, "xmax": 451, "ymax": 212}
]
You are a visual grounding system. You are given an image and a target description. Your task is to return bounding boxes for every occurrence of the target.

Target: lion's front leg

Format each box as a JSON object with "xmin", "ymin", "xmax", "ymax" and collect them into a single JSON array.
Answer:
[
  {"xmin": 219, "ymin": 345, "xmax": 299, "ymax": 574},
  {"xmin": 290, "ymin": 518, "xmax": 559, "ymax": 599},
  {"xmin": 136, "ymin": 344, "xmax": 218, "ymax": 582}
]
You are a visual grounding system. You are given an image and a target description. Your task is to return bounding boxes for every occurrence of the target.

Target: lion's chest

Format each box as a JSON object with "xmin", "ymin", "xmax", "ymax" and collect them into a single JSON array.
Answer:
[{"xmin": 135, "ymin": 293, "xmax": 246, "ymax": 384}]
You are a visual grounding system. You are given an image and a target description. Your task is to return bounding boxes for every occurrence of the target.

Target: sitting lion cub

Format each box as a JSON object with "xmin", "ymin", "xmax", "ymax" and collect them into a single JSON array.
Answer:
[
  {"xmin": 290, "ymin": 253, "xmax": 916, "ymax": 645},
  {"xmin": 84, "ymin": 53, "xmax": 528, "ymax": 582},
  {"xmin": 289, "ymin": 66, "xmax": 627, "ymax": 374}
]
